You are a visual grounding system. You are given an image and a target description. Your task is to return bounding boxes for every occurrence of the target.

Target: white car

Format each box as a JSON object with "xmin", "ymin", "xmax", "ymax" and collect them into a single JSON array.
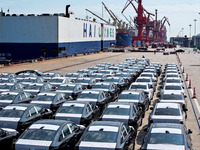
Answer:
[
  {"xmin": 161, "ymin": 83, "xmax": 185, "ymax": 96},
  {"xmin": 162, "ymin": 73, "xmax": 180, "ymax": 81},
  {"xmin": 140, "ymin": 72, "xmax": 158, "ymax": 83},
  {"xmin": 163, "ymin": 77, "xmax": 183, "ymax": 87},
  {"xmin": 129, "ymin": 83, "xmax": 153, "ymax": 100},
  {"xmin": 149, "ymin": 103, "xmax": 186, "ymax": 124},
  {"xmin": 158, "ymin": 91, "xmax": 187, "ymax": 109},
  {"xmin": 135, "ymin": 77, "xmax": 156, "ymax": 92}
]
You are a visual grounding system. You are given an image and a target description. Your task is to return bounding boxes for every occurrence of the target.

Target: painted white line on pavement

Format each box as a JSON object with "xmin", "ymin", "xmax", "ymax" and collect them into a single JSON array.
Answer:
[{"xmin": 193, "ymin": 99, "xmax": 200, "ymax": 116}]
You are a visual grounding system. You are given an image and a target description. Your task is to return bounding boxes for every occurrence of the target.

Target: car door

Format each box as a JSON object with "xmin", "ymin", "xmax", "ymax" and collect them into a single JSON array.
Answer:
[
  {"xmin": 24, "ymin": 107, "xmax": 40, "ymax": 129},
  {"xmin": 120, "ymin": 124, "xmax": 130, "ymax": 149},
  {"xmin": 84, "ymin": 104, "xmax": 94, "ymax": 125},
  {"xmin": 58, "ymin": 124, "xmax": 71, "ymax": 149}
]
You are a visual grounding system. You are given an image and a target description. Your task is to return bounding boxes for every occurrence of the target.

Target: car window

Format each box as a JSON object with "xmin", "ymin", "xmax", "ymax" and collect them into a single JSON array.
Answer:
[
  {"xmin": 68, "ymin": 122, "xmax": 77, "ymax": 132},
  {"xmin": 86, "ymin": 104, "xmax": 92, "ymax": 115},
  {"xmin": 27, "ymin": 107, "xmax": 37, "ymax": 118},
  {"xmin": 57, "ymin": 94, "xmax": 65, "ymax": 101},
  {"xmin": 59, "ymin": 125, "xmax": 71, "ymax": 141},
  {"xmin": 19, "ymin": 93, "xmax": 26, "ymax": 100},
  {"xmin": 34, "ymin": 106, "xmax": 43, "ymax": 113},
  {"xmin": 121, "ymin": 125, "xmax": 128, "ymax": 144}
]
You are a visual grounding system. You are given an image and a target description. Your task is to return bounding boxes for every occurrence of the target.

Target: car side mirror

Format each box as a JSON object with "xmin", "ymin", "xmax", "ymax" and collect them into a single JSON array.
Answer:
[
  {"xmin": 184, "ymin": 95, "xmax": 187, "ymax": 98},
  {"xmin": 150, "ymin": 107, "xmax": 154, "ymax": 110},
  {"xmin": 188, "ymin": 129, "xmax": 193, "ymax": 134},
  {"xmin": 30, "ymin": 95, "xmax": 35, "ymax": 98}
]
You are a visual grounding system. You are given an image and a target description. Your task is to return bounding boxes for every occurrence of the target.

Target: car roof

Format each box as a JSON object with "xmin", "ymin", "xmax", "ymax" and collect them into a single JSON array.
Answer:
[
  {"xmin": 82, "ymin": 90, "xmax": 101, "ymax": 94},
  {"xmin": 37, "ymin": 92, "xmax": 57, "ymax": 96},
  {"xmin": 62, "ymin": 101, "xmax": 88, "ymax": 107},
  {"xmin": 3, "ymin": 103, "xmax": 36, "ymax": 110},
  {"xmin": 164, "ymin": 83, "xmax": 182, "ymax": 86},
  {"xmin": 0, "ymin": 83, "xmax": 15, "ymax": 86},
  {"xmin": 162, "ymin": 91, "xmax": 183, "ymax": 95},
  {"xmin": 131, "ymin": 82, "xmax": 149, "ymax": 85},
  {"xmin": 165, "ymin": 78, "xmax": 181, "ymax": 80},
  {"xmin": 137, "ymin": 77, "xmax": 152, "ymax": 79},
  {"xmin": 108, "ymin": 102, "xmax": 133, "ymax": 107},
  {"xmin": 27, "ymin": 83, "xmax": 45, "ymax": 86},
  {"xmin": 1, "ymin": 91, "xmax": 20, "ymax": 95},
  {"xmin": 90, "ymin": 121, "xmax": 122, "ymax": 127},
  {"xmin": 151, "ymin": 123, "xmax": 184, "ymax": 131},
  {"xmin": 95, "ymin": 82, "xmax": 111, "ymax": 86},
  {"xmin": 121, "ymin": 90, "xmax": 141, "ymax": 94},
  {"xmin": 156, "ymin": 103, "xmax": 180, "ymax": 109},
  {"xmin": 33, "ymin": 119, "xmax": 70, "ymax": 126}
]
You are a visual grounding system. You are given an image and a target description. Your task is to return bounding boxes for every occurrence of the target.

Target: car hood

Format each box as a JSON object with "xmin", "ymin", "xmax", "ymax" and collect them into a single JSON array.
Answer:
[
  {"xmin": 0, "ymin": 117, "xmax": 20, "ymax": 129},
  {"xmin": 15, "ymin": 139, "xmax": 51, "ymax": 150},
  {"xmin": 147, "ymin": 144, "xmax": 185, "ymax": 150},
  {"xmin": 55, "ymin": 113, "xmax": 82, "ymax": 124},
  {"xmin": 79, "ymin": 141, "xmax": 116, "ymax": 150}
]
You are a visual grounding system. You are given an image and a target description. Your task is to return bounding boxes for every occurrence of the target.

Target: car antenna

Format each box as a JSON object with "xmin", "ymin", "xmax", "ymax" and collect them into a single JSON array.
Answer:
[
  {"xmin": 99, "ymin": 128, "xmax": 104, "ymax": 131},
  {"xmin": 165, "ymin": 130, "xmax": 170, "ymax": 134}
]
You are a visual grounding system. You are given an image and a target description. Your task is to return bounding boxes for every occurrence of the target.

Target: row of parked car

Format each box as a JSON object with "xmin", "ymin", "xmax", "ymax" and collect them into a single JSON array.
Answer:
[
  {"xmin": 140, "ymin": 63, "xmax": 193, "ymax": 150},
  {"xmin": 0, "ymin": 58, "xmax": 192, "ymax": 149}
]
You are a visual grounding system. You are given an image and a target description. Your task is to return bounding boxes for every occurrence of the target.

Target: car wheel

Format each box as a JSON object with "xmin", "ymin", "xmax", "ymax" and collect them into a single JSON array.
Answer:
[{"xmin": 127, "ymin": 139, "xmax": 135, "ymax": 150}]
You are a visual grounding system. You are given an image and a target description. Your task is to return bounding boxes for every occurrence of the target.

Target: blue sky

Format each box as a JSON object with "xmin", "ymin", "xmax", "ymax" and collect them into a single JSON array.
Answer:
[{"xmin": 1, "ymin": 0, "xmax": 200, "ymax": 40}]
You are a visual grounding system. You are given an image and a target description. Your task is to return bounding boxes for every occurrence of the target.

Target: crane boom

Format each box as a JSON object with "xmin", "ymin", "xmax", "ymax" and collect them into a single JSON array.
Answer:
[
  {"xmin": 102, "ymin": 2, "xmax": 117, "ymax": 23},
  {"xmin": 85, "ymin": 9, "xmax": 110, "ymax": 24}
]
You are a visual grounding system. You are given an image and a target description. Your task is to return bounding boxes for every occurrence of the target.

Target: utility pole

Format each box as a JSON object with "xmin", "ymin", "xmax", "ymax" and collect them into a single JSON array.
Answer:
[
  {"xmin": 194, "ymin": 19, "xmax": 197, "ymax": 36},
  {"xmin": 189, "ymin": 24, "xmax": 192, "ymax": 38}
]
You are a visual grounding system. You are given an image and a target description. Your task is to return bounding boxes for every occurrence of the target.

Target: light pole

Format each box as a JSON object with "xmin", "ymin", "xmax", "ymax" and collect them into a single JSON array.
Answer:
[
  {"xmin": 194, "ymin": 19, "xmax": 197, "ymax": 36},
  {"xmin": 189, "ymin": 24, "xmax": 192, "ymax": 38}
]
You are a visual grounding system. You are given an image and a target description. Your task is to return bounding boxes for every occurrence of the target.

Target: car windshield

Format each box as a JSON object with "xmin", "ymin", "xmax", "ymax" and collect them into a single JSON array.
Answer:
[
  {"xmin": 17, "ymin": 74, "xmax": 30, "ymax": 78},
  {"xmin": 155, "ymin": 108, "xmax": 180, "ymax": 116},
  {"xmin": 165, "ymin": 86, "xmax": 182, "ymax": 90},
  {"xmin": 49, "ymin": 79, "xmax": 63, "ymax": 83},
  {"xmin": 0, "ymin": 109, "xmax": 24, "ymax": 117},
  {"xmin": 141, "ymin": 74, "xmax": 153, "ymax": 77},
  {"xmin": 0, "ymin": 85, "xmax": 12, "ymax": 90},
  {"xmin": 21, "ymin": 79, "xmax": 35, "ymax": 82},
  {"xmin": 166, "ymin": 80, "xmax": 181, "ymax": 83},
  {"xmin": 93, "ymin": 84, "xmax": 109, "ymax": 89},
  {"xmin": 166, "ymin": 75, "xmax": 179, "ymax": 78},
  {"xmin": 90, "ymin": 75, "xmax": 103, "ymax": 78},
  {"xmin": 35, "ymin": 95, "xmax": 54, "ymax": 101},
  {"xmin": 130, "ymin": 85, "xmax": 147, "ymax": 89},
  {"xmin": 57, "ymin": 86, "xmax": 74, "ymax": 91},
  {"xmin": 43, "ymin": 74, "xmax": 55, "ymax": 77},
  {"xmin": 136, "ymin": 79, "xmax": 151, "ymax": 82},
  {"xmin": 76, "ymin": 79, "xmax": 90, "ymax": 83},
  {"xmin": 105, "ymin": 79, "xmax": 119, "ymax": 83},
  {"xmin": 115, "ymin": 74, "xmax": 127, "ymax": 78},
  {"xmin": 0, "ymin": 94, "xmax": 16, "ymax": 100},
  {"xmin": 21, "ymin": 129, "xmax": 56, "ymax": 141},
  {"xmin": 58, "ymin": 106, "xmax": 84, "ymax": 114},
  {"xmin": 67, "ymin": 74, "xmax": 79, "ymax": 78},
  {"xmin": 0, "ymin": 80, "xmax": 10, "ymax": 83},
  {"xmin": 148, "ymin": 133, "xmax": 184, "ymax": 145},
  {"xmin": 118, "ymin": 94, "xmax": 140, "ymax": 100},
  {"xmin": 83, "ymin": 131, "xmax": 117, "ymax": 143},
  {"xmin": 104, "ymin": 107, "xmax": 130, "ymax": 115},
  {"xmin": 100, "ymin": 71, "xmax": 110, "ymax": 74},
  {"xmin": 25, "ymin": 85, "xmax": 42, "ymax": 90},
  {"xmin": 161, "ymin": 94, "xmax": 184, "ymax": 100},
  {"xmin": 78, "ymin": 93, "xmax": 99, "ymax": 99}
]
